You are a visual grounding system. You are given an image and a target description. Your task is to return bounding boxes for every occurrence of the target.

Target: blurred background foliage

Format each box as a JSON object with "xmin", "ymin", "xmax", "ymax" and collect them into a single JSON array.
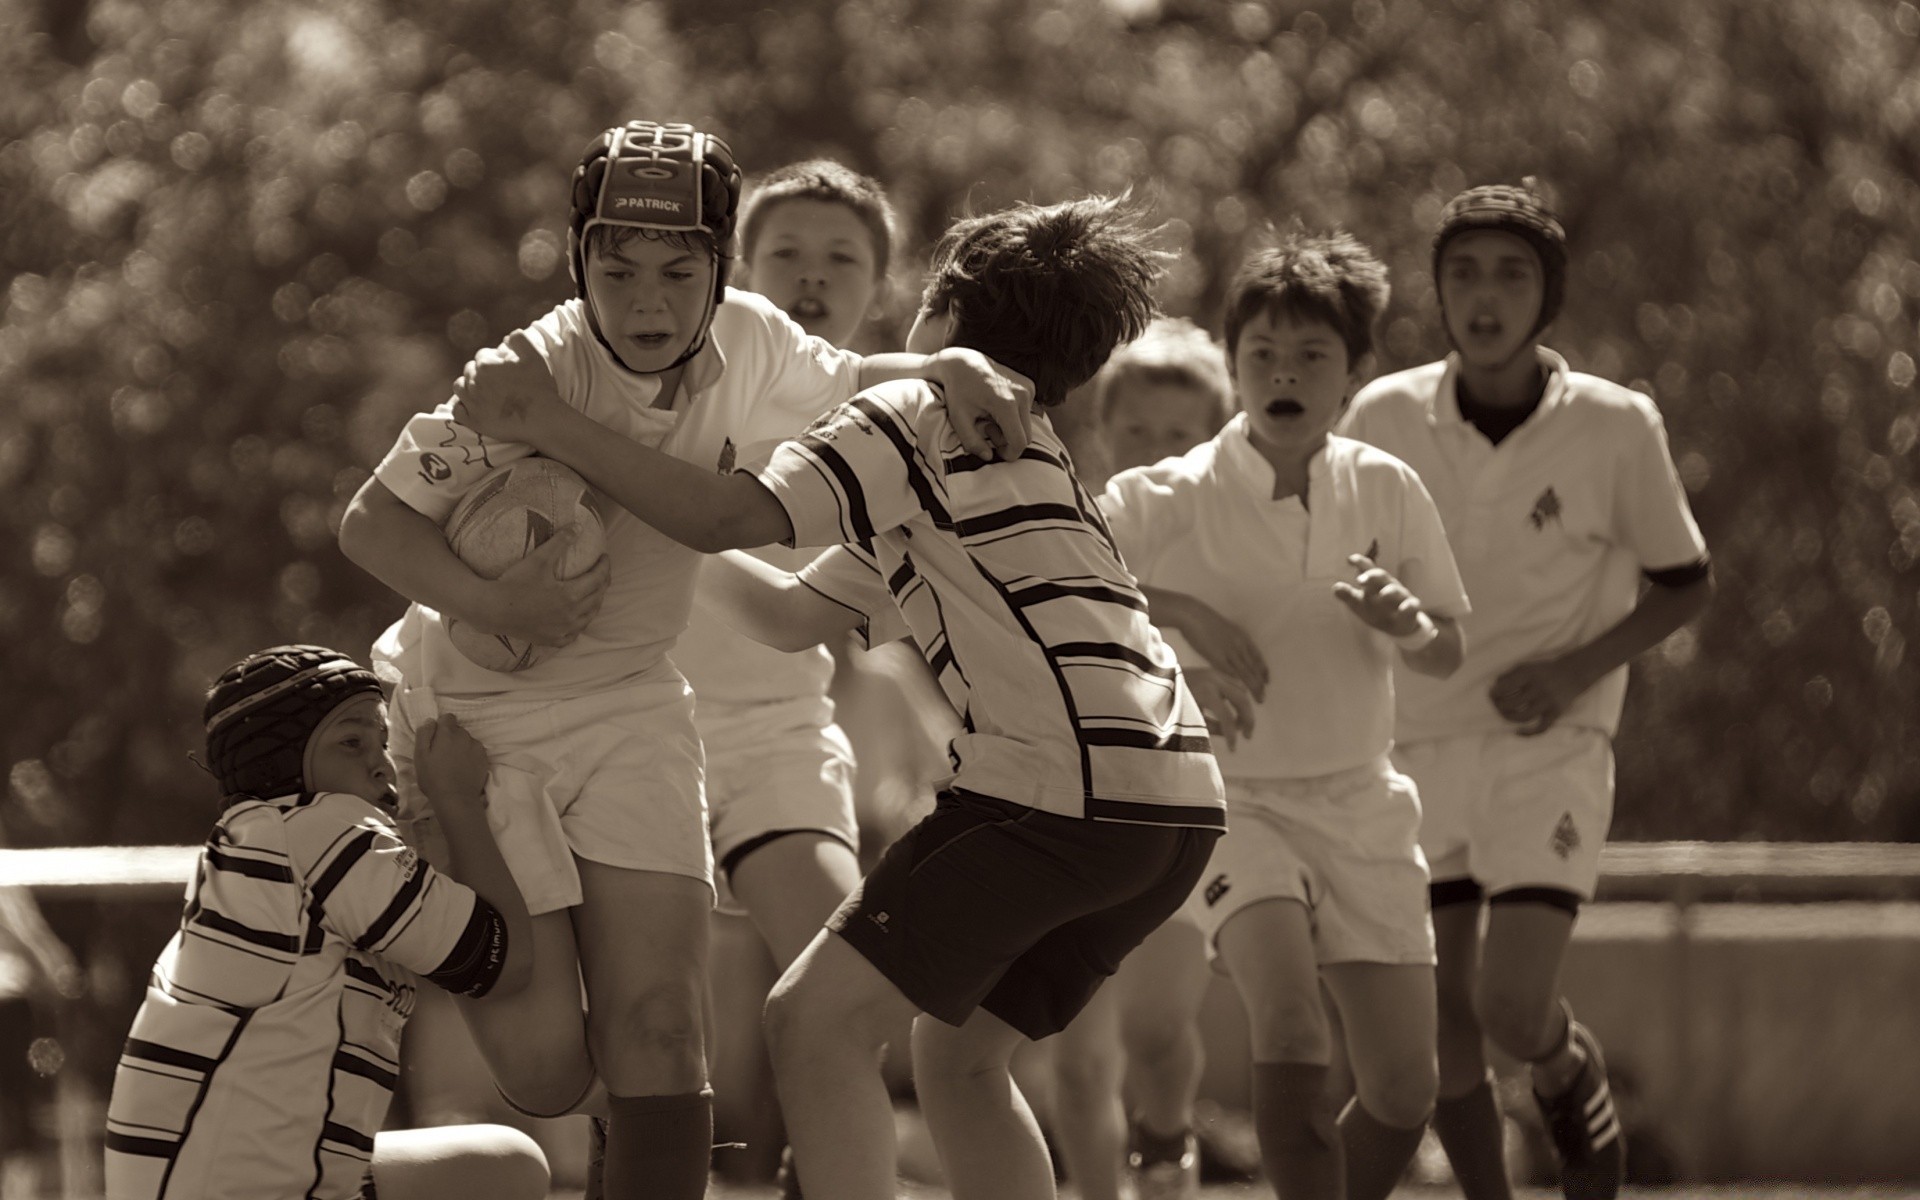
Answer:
[{"xmin": 3, "ymin": 0, "xmax": 1918, "ymax": 864}]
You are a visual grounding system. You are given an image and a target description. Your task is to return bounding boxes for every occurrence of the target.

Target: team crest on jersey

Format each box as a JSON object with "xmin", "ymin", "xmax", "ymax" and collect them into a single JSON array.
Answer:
[
  {"xmin": 716, "ymin": 437, "xmax": 735, "ymax": 474},
  {"xmin": 1528, "ymin": 486, "xmax": 1563, "ymax": 530},
  {"xmin": 1204, "ymin": 873, "xmax": 1231, "ymax": 907},
  {"xmin": 417, "ymin": 452, "xmax": 452, "ymax": 484},
  {"xmin": 1549, "ymin": 811, "xmax": 1580, "ymax": 860}
]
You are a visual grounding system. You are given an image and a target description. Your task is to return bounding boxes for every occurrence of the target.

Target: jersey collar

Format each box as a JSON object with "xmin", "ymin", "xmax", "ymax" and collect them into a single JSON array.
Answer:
[
  {"xmin": 1218, "ymin": 411, "xmax": 1332, "ymax": 498},
  {"xmin": 1431, "ymin": 345, "xmax": 1572, "ymax": 427}
]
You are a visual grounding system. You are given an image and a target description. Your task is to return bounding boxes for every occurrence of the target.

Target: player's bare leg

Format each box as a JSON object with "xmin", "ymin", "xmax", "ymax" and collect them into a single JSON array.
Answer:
[
  {"xmin": 1047, "ymin": 982, "xmax": 1127, "ymax": 1200},
  {"xmin": 915, "ymin": 1007, "xmax": 1058, "ymax": 1200},
  {"xmin": 1216, "ymin": 898, "xmax": 1342, "ymax": 1200},
  {"xmin": 574, "ymin": 861, "xmax": 714, "ymax": 1200},
  {"xmin": 454, "ymin": 910, "xmax": 600, "ymax": 1116},
  {"xmin": 766, "ymin": 929, "xmax": 922, "ymax": 1200},
  {"xmin": 1429, "ymin": 893, "xmax": 1513, "ymax": 1200},
  {"xmin": 1323, "ymin": 962, "xmax": 1437, "ymax": 1200},
  {"xmin": 1122, "ymin": 917, "xmax": 1211, "ymax": 1163},
  {"xmin": 371, "ymin": 1125, "xmax": 551, "ymax": 1200},
  {"xmin": 731, "ymin": 831, "xmax": 865, "ymax": 968},
  {"xmin": 1481, "ymin": 899, "xmax": 1621, "ymax": 1199}
]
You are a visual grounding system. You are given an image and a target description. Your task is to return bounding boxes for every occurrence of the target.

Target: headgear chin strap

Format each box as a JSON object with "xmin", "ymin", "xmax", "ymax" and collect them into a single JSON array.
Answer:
[
  {"xmin": 1432, "ymin": 180, "xmax": 1569, "ymax": 351},
  {"xmin": 568, "ymin": 121, "xmax": 743, "ymax": 375}
]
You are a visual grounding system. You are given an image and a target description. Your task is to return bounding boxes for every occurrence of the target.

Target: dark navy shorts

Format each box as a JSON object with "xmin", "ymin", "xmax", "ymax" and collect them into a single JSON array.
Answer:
[{"xmin": 828, "ymin": 789, "xmax": 1219, "ymax": 1040}]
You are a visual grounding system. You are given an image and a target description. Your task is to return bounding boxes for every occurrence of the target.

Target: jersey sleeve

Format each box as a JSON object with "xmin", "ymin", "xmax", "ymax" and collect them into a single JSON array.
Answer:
[
  {"xmin": 796, "ymin": 543, "xmax": 911, "ymax": 649},
  {"xmin": 1096, "ymin": 461, "xmax": 1198, "ymax": 582},
  {"xmin": 1392, "ymin": 465, "xmax": 1471, "ymax": 620},
  {"xmin": 370, "ymin": 313, "xmax": 590, "ymax": 523},
  {"xmin": 282, "ymin": 794, "xmax": 478, "ymax": 980},
  {"xmin": 748, "ymin": 384, "xmax": 944, "ymax": 549},
  {"xmin": 1614, "ymin": 403, "xmax": 1709, "ymax": 572}
]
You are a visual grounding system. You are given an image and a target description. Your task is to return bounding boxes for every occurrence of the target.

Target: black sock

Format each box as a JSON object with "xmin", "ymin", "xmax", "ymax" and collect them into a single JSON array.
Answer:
[
  {"xmin": 1339, "ymin": 1098, "xmax": 1428, "ymax": 1200},
  {"xmin": 1251, "ymin": 1061, "xmax": 1343, "ymax": 1200},
  {"xmin": 1431, "ymin": 1075, "xmax": 1513, "ymax": 1200},
  {"xmin": 1130, "ymin": 1118, "xmax": 1193, "ymax": 1168},
  {"xmin": 604, "ymin": 1089, "xmax": 713, "ymax": 1200}
]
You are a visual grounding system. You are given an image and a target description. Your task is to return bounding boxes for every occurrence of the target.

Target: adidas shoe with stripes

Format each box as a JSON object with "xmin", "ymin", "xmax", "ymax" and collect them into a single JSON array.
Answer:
[{"xmin": 1533, "ymin": 1019, "xmax": 1625, "ymax": 1199}]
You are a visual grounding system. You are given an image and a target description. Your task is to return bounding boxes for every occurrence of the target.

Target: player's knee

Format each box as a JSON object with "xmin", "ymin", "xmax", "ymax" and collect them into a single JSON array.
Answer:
[
  {"xmin": 1355, "ymin": 1061, "xmax": 1438, "ymax": 1130},
  {"xmin": 1052, "ymin": 1043, "xmax": 1123, "ymax": 1103},
  {"xmin": 594, "ymin": 982, "xmax": 703, "ymax": 1074},
  {"xmin": 1245, "ymin": 999, "xmax": 1332, "ymax": 1064}
]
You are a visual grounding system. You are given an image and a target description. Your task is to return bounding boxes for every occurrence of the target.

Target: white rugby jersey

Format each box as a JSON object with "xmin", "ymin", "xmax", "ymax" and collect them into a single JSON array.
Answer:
[
  {"xmin": 374, "ymin": 289, "xmax": 863, "ymax": 699},
  {"xmin": 1100, "ymin": 421, "xmax": 1469, "ymax": 779},
  {"xmin": 757, "ymin": 381, "xmax": 1225, "ymax": 828},
  {"xmin": 1341, "ymin": 348, "xmax": 1708, "ymax": 741},
  {"xmin": 105, "ymin": 792, "xmax": 480, "ymax": 1200}
]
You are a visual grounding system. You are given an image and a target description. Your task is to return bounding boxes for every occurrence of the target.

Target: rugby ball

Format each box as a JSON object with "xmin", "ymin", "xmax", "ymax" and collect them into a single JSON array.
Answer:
[{"xmin": 442, "ymin": 457, "xmax": 607, "ymax": 672}]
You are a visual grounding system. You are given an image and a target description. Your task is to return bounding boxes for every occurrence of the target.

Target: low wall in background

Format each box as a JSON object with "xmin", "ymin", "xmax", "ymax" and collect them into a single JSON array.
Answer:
[{"xmin": 7, "ymin": 842, "xmax": 1920, "ymax": 1185}]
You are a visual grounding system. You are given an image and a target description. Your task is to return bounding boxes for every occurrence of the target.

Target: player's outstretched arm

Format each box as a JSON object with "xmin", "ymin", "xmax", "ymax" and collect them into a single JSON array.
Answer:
[
  {"xmin": 703, "ymin": 551, "xmax": 864, "ymax": 652},
  {"xmin": 1332, "ymin": 553, "xmax": 1466, "ymax": 679},
  {"xmin": 454, "ymin": 333, "xmax": 792, "ymax": 553},
  {"xmin": 413, "ymin": 713, "xmax": 533, "ymax": 999},
  {"xmin": 339, "ymin": 476, "xmax": 608, "ymax": 646}
]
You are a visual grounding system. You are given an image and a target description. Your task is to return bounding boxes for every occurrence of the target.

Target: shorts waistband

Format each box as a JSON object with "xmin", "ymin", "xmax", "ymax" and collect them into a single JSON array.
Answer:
[{"xmin": 1223, "ymin": 754, "xmax": 1394, "ymax": 802}]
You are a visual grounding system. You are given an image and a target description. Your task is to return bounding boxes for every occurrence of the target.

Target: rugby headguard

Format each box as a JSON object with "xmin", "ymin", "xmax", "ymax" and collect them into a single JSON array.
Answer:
[
  {"xmin": 569, "ymin": 121, "xmax": 743, "ymax": 372},
  {"xmin": 204, "ymin": 645, "xmax": 382, "ymax": 802},
  {"xmin": 1432, "ymin": 181, "xmax": 1568, "ymax": 341}
]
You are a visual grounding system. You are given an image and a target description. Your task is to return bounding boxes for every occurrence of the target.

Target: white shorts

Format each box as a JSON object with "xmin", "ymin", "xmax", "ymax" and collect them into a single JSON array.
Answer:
[
  {"xmin": 388, "ymin": 669, "xmax": 711, "ymax": 916},
  {"xmin": 1190, "ymin": 758, "xmax": 1433, "ymax": 967},
  {"xmin": 699, "ymin": 696, "xmax": 858, "ymax": 917},
  {"xmin": 1393, "ymin": 726, "xmax": 1614, "ymax": 901}
]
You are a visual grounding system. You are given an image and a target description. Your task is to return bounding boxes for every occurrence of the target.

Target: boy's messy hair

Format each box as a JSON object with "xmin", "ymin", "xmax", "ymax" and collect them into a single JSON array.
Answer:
[
  {"xmin": 585, "ymin": 223, "xmax": 722, "ymax": 265},
  {"xmin": 1096, "ymin": 316, "xmax": 1235, "ymax": 429},
  {"xmin": 920, "ymin": 196, "xmax": 1166, "ymax": 408},
  {"xmin": 739, "ymin": 160, "xmax": 898, "ymax": 280},
  {"xmin": 1222, "ymin": 227, "xmax": 1391, "ymax": 368}
]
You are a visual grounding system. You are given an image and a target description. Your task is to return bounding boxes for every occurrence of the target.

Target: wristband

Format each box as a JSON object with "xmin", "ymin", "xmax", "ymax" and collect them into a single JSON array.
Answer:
[{"xmin": 1392, "ymin": 612, "xmax": 1439, "ymax": 652}]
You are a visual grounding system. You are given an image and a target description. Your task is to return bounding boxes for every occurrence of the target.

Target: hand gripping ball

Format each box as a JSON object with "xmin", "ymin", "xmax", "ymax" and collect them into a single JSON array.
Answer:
[{"xmin": 442, "ymin": 457, "xmax": 606, "ymax": 672}]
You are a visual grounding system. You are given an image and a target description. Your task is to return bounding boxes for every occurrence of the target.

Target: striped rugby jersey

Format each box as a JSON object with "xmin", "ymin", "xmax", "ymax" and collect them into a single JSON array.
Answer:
[
  {"xmin": 756, "ymin": 380, "xmax": 1224, "ymax": 828},
  {"xmin": 105, "ymin": 791, "xmax": 481, "ymax": 1200}
]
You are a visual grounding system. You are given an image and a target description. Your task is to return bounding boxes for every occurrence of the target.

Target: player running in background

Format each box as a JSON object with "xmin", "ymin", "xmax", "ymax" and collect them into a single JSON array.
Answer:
[
  {"xmin": 1047, "ymin": 316, "xmax": 1240, "ymax": 1200},
  {"xmin": 683, "ymin": 159, "xmax": 904, "ymax": 1195},
  {"xmin": 451, "ymin": 194, "xmax": 1226, "ymax": 1200},
  {"xmin": 1342, "ymin": 182, "xmax": 1713, "ymax": 1200},
  {"xmin": 1103, "ymin": 230, "xmax": 1467, "ymax": 1200},
  {"xmin": 338, "ymin": 121, "xmax": 1028, "ymax": 1200},
  {"xmin": 103, "ymin": 645, "xmax": 547, "ymax": 1200}
]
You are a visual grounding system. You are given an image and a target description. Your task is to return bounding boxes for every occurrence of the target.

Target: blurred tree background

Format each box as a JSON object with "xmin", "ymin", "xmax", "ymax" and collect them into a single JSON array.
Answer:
[{"xmin": 2, "ymin": 0, "xmax": 1918, "ymax": 1074}]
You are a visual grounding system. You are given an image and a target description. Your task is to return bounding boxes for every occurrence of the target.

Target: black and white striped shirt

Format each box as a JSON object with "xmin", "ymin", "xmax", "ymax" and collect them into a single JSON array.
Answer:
[
  {"xmin": 756, "ymin": 380, "xmax": 1224, "ymax": 828},
  {"xmin": 105, "ymin": 791, "xmax": 491, "ymax": 1200}
]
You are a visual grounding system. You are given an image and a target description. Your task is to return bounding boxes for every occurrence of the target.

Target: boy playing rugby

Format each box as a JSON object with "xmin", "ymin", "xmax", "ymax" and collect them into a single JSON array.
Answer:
[
  {"xmin": 453, "ymin": 195, "xmax": 1226, "ymax": 1200},
  {"xmin": 105, "ymin": 646, "xmax": 547, "ymax": 1200},
  {"xmin": 1048, "ymin": 317, "xmax": 1240, "ymax": 1200},
  {"xmin": 1342, "ymin": 182, "xmax": 1713, "ymax": 1200},
  {"xmin": 1101, "ymin": 230, "xmax": 1469, "ymax": 1200},
  {"xmin": 338, "ymin": 120, "xmax": 1027, "ymax": 1199}
]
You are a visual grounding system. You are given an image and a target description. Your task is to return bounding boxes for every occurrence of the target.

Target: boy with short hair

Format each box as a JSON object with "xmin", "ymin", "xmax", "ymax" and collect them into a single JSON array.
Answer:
[
  {"xmin": 104, "ymin": 645, "xmax": 548, "ymax": 1200},
  {"xmin": 337, "ymin": 120, "xmax": 1029, "ymax": 1200},
  {"xmin": 1047, "ymin": 316, "xmax": 1239, "ymax": 1200},
  {"xmin": 1342, "ymin": 182, "xmax": 1713, "ymax": 1200},
  {"xmin": 1100, "ymin": 229, "xmax": 1469, "ymax": 1200},
  {"xmin": 452, "ymin": 195, "xmax": 1226, "ymax": 1200}
]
